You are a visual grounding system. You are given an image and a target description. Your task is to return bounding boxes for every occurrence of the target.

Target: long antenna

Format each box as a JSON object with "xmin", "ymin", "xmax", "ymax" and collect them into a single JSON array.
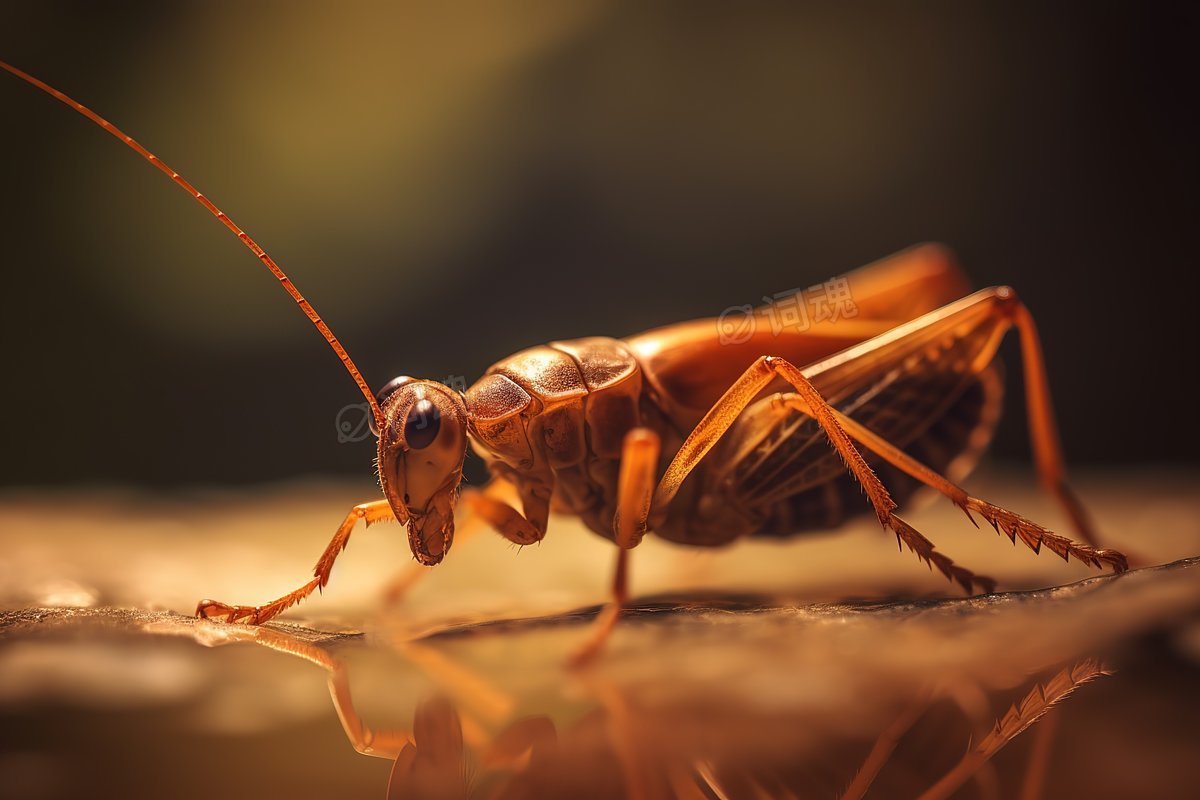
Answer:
[{"xmin": 1, "ymin": 60, "xmax": 385, "ymax": 430}]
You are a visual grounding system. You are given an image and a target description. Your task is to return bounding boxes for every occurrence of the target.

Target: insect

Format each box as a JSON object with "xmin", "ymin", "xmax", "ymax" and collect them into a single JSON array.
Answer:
[{"xmin": 3, "ymin": 61, "xmax": 1128, "ymax": 663}]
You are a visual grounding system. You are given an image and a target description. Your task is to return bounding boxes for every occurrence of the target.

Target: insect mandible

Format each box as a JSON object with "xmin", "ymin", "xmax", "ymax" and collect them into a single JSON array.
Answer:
[{"xmin": 2, "ymin": 61, "xmax": 1129, "ymax": 664}]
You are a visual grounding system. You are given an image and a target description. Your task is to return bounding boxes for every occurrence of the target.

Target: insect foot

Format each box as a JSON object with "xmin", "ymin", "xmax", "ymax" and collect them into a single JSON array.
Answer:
[
  {"xmin": 965, "ymin": 498, "xmax": 1129, "ymax": 573},
  {"xmin": 195, "ymin": 600, "xmax": 265, "ymax": 625}
]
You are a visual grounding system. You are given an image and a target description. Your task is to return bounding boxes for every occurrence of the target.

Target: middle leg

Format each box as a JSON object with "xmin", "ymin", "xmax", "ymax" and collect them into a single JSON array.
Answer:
[{"xmin": 569, "ymin": 427, "xmax": 662, "ymax": 667}]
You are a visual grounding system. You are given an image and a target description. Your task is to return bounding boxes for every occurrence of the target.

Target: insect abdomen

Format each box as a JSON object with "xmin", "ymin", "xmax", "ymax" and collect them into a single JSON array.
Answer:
[{"xmin": 650, "ymin": 312, "xmax": 1007, "ymax": 546}]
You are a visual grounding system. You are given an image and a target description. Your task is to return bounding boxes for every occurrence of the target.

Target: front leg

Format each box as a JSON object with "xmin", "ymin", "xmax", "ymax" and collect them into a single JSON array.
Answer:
[
  {"xmin": 196, "ymin": 499, "xmax": 395, "ymax": 624},
  {"xmin": 461, "ymin": 474, "xmax": 552, "ymax": 547},
  {"xmin": 382, "ymin": 477, "xmax": 554, "ymax": 610}
]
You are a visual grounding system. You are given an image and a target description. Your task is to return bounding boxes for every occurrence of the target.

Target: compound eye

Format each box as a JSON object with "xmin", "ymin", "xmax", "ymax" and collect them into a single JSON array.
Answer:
[{"xmin": 404, "ymin": 399, "xmax": 441, "ymax": 449}]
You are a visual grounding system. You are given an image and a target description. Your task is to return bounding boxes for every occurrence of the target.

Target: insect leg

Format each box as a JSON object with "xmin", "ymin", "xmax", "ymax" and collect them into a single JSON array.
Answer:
[
  {"xmin": 613, "ymin": 429, "xmax": 663, "ymax": 550},
  {"xmin": 654, "ymin": 356, "xmax": 995, "ymax": 593},
  {"xmin": 461, "ymin": 479, "xmax": 551, "ymax": 547},
  {"xmin": 811, "ymin": 285, "xmax": 1103, "ymax": 549},
  {"xmin": 1018, "ymin": 708, "xmax": 1060, "ymax": 800},
  {"xmin": 764, "ymin": 285, "xmax": 1121, "ymax": 568},
  {"xmin": 916, "ymin": 659, "xmax": 1109, "ymax": 800},
  {"xmin": 381, "ymin": 481, "xmax": 518, "ymax": 607},
  {"xmin": 568, "ymin": 428, "xmax": 662, "ymax": 667},
  {"xmin": 769, "ymin": 398, "xmax": 997, "ymax": 591},
  {"xmin": 1009, "ymin": 302, "xmax": 1102, "ymax": 547},
  {"xmin": 245, "ymin": 627, "xmax": 417, "ymax": 758},
  {"xmin": 195, "ymin": 499, "xmax": 395, "ymax": 624},
  {"xmin": 828, "ymin": 408, "xmax": 1128, "ymax": 572},
  {"xmin": 840, "ymin": 690, "xmax": 932, "ymax": 800}
]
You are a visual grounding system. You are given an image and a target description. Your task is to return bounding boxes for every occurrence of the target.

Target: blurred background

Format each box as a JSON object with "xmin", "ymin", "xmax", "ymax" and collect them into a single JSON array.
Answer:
[
  {"xmin": 0, "ymin": 1, "xmax": 1196, "ymax": 489},
  {"xmin": 2, "ymin": 7, "xmax": 1200, "ymax": 799}
]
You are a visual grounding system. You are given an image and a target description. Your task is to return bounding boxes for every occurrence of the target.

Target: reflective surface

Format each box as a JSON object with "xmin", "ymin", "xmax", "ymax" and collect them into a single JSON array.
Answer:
[{"xmin": 1, "ymin": 469, "xmax": 1199, "ymax": 798}]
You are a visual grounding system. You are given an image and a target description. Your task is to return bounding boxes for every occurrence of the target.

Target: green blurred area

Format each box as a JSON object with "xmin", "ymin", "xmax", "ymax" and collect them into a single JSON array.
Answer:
[{"xmin": 0, "ymin": 1, "xmax": 1196, "ymax": 486}]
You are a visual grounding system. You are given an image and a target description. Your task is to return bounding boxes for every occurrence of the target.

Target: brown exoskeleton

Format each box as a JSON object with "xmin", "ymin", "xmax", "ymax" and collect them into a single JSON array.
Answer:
[{"xmin": 3, "ymin": 61, "xmax": 1128, "ymax": 664}]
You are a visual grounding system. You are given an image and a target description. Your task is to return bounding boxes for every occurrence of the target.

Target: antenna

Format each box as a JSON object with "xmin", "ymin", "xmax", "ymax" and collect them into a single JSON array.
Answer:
[{"xmin": 1, "ymin": 60, "xmax": 385, "ymax": 430}]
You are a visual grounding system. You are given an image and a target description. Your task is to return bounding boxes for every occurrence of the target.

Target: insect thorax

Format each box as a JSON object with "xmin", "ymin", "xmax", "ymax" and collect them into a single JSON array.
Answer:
[{"xmin": 463, "ymin": 338, "xmax": 649, "ymax": 528}]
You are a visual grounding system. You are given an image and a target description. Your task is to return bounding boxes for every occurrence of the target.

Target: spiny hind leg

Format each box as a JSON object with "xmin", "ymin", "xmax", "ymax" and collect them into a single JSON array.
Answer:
[
  {"xmin": 829, "ymin": 406, "xmax": 1128, "ymax": 572},
  {"xmin": 654, "ymin": 356, "xmax": 995, "ymax": 594},
  {"xmin": 919, "ymin": 658, "xmax": 1109, "ymax": 800},
  {"xmin": 764, "ymin": 394, "xmax": 997, "ymax": 592},
  {"xmin": 903, "ymin": 286, "xmax": 1109, "ymax": 549},
  {"xmin": 766, "ymin": 285, "xmax": 1126, "ymax": 572},
  {"xmin": 196, "ymin": 499, "xmax": 395, "ymax": 624},
  {"xmin": 569, "ymin": 428, "xmax": 662, "ymax": 667}
]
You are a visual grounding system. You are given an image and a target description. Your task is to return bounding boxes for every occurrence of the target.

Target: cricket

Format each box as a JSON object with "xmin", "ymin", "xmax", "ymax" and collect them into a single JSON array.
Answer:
[{"xmin": 1, "ymin": 60, "xmax": 1130, "ymax": 665}]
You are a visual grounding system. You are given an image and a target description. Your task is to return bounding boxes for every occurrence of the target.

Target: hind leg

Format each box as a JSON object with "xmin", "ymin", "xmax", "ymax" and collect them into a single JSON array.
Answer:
[
  {"xmin": 654, "ymin": 288, "xmax": 1127, "ymax": 577},
  {"xmin": 831, "ymin": 408, "xmax": 1126, "ymax": 572},
  {"xmin": 823, "ymin": 290, "xmax": 1128, "ymax": 571},
  {"xmin": 653, "ymin": 355, "xmax": 996, "ymax": 593}
]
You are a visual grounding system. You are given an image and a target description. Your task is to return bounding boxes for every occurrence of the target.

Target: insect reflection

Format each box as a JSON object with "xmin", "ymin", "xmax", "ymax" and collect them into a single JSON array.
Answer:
[{"xmin": 183, "ymin": 619, "xmax": 1106, "ymax": 800}]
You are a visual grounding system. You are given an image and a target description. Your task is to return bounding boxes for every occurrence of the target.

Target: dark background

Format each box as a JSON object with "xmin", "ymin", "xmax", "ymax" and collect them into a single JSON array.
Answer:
[{"xmin": 0, "ymin": 1, "xmax": 1196, "ymax": 489}]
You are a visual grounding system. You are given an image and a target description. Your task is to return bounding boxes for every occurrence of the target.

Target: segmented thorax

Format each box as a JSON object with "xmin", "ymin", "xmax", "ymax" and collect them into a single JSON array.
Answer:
[{"xmin": 463, "ymin": 337, "xmax": 647, "ymax": 534}]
